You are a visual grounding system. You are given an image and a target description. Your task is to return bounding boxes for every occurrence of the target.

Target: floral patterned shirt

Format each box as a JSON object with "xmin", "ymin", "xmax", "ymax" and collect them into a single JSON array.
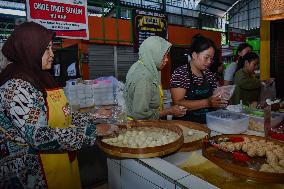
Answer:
[{"xmin": 0, "ymin": 79, "xmax": 97, "ymax": 189}]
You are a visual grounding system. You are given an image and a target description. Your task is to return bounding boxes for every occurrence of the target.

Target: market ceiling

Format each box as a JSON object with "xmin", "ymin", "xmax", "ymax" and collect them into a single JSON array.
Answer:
[{"xmin": 0, "ymin": 0, "xmax": 241, "ymax": 34}]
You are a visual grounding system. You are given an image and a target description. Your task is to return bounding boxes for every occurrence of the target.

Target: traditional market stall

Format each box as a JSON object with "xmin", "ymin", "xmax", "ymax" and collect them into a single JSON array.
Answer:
[{"xmin": 1, "ymin": 0, "xmax": 284, "ymax": 189}]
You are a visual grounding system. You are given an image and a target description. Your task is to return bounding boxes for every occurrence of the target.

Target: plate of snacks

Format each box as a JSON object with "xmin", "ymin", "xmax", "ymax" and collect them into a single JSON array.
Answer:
[{"xmin": 203, "ymin": 134, "xmax": 284, "ymax": 183}]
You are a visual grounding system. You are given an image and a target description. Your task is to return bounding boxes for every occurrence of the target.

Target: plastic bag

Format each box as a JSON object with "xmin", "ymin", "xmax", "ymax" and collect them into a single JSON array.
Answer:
[
  {"xmin": 213, "ymin": 85, "xmax": 235, "ymax": 101},
  {"xmin": 260, "ymin": 79, "xmax": 276, "ymax": 104}
]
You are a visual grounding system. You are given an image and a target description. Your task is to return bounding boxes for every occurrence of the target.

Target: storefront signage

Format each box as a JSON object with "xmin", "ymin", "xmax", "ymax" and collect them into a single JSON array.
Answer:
[
  {"xmin": 229, "ymin": 32, "xmax": 246, "ymax": 47},
  {"xmin": 132, "ymin": 10, "xmax": 167, "ymax": 52},
  {"xmin": 26, "ymin": 0, "xmax": 89, "ymax": 39}
]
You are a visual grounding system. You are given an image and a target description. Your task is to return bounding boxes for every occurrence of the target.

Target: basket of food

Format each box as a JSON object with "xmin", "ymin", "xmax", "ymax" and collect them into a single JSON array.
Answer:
[
  {"xmin": 203, "ymin": 134, "xmax": 284, "ymax": 183},
  {"xmin": 127, "ymin": 120, "xmax": 210, "ymax": 152},
  {"xmin": 96, "ymin": 120, "xmax": 184, "ymax": 158}
]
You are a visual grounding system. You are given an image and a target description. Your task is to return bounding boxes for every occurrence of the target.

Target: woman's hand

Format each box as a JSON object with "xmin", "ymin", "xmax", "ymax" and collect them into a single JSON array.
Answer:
[
  {"xmin": 96, "ymin": 123, "xmax": 118, "ymax": 136},
  {"xmin": 168, "ymin": 105, "xmax": 187, "ymax": 117},
  {"xmin": 208, "ymin": 96, "xmax": 227, "ymax": 108}
]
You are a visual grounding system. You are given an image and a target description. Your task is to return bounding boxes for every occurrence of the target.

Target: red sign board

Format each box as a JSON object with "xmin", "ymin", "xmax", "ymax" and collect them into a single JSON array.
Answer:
[
  {"xmin": 26, "ymin": 0, "xmax": 89, "ymax": 39},
  {"xmin": 229, "ymin": 32, "xmax": 246, "ymax": 47}
]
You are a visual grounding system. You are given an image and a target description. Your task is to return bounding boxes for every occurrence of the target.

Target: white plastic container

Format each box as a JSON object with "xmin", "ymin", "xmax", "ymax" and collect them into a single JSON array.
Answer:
[
  {"xmin": 247, "ymin": 112, "xmax": 283, "ymax": 131},
  {"xmin": 93, "ymin": 80, "xmax": 114, "ymax": 106},
  {"xmin": 206, "ymin": 110, "xmax": 249, "ymax": 134}
]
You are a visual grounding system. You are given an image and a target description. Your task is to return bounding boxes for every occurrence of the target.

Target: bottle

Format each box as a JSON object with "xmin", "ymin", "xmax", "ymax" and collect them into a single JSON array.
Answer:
[{"xmin": 264, "ymin": 105, "xmax": 271, "ymax": 137}]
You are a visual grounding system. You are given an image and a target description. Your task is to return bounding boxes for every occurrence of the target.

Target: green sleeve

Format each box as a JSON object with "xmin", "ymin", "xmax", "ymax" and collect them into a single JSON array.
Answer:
[
  {"xmin": 235, "ymin": 73, "xmax": 261, "ymax": 90},
  {"xmin": 131, "ymin": 78, "xmax": 159, "ymax": 120}
]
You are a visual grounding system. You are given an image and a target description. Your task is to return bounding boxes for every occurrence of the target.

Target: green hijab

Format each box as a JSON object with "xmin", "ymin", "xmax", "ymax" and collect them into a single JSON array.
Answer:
[
  {"xmin": 138, "ymin": 36, "xmax": 172, "ymax": 83},
  {"xmin": 124, "ymin": 36, "xmax": 171, "ymax": 120}
]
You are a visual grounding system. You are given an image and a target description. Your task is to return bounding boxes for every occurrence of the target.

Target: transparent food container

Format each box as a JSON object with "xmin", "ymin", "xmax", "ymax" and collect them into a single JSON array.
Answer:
[
  {"xmin": 206, "ymin": 110, "xmax": 249, "ymax": 134},
  {"xmin": 246, "ymin": 112, "xmax": 284, "ymax": 132}
]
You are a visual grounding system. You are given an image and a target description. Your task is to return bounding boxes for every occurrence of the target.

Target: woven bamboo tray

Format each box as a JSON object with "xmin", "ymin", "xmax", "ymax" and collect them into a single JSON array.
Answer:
[
  {"xmin": 96, "ymin": 120, "xmax": 184, "ymax": 158},
  {"xmin": 202, "ymin": 134, "xmax": 284, "ymax": 183},
  {"xmin": 127, "ymin": 120, "xmax": 210, "ymax": 152}
]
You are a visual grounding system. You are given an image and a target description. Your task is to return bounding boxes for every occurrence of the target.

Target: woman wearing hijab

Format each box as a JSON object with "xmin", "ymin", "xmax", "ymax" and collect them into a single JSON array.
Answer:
[
  {"xmin": 124, "ymin": 36, "xmax": 186, "ymax": 120},
  {"xmin": 0, "ymin": 22, "xmax": 115, "ymax": 189}
]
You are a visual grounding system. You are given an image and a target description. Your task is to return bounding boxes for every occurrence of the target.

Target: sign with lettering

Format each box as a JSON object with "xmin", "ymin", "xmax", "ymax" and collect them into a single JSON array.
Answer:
[
  {"xmin": 229, "ymin": 32, "xmax": 246, "ymax": 47},
  {"xmin": 26, "ymin": 0, "xmax": 89, "ymax": 39},
  {"xmin": 132, "ymin": 10, "xmax": 167, "ymax": 52}
]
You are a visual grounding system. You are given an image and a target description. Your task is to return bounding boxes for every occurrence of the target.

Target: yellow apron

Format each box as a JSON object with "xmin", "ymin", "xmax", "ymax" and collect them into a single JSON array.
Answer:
[
  {"xmin": 159, "ymin": 85, "xmax": 164, "ymax": 111},
  {"xmin": 40, "ymin": 88, "xmax": 81, "ymax": 189}
]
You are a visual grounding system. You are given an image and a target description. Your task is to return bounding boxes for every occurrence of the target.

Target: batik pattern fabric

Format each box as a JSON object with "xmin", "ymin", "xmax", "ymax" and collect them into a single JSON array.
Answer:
[{"xmin": 0, "ymin": 79, "xmax": 97, "ymax": 189}]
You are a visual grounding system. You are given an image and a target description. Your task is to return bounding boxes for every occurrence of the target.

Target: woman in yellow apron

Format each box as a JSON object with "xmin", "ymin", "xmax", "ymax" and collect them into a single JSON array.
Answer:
[
  {"xmin": 124, "ymin": 36, "xmax": 186, "ymax": 120},
  {"xmin": 0, "ymin": 22, "xmax": 114, "ymax": 189}
]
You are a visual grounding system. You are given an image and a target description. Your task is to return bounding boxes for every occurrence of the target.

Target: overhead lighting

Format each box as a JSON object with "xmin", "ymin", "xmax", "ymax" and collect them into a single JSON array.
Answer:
[
  {"xmin": 0, "ymin": 8, "xmax": 26, "ymax": 16},
  {"xmin": 194, "ymin": 0, "xmax": 201, "ymax": 7},
  {"xmin": 223, "ymin": 0, "xmax": 241, "ymax": 17}
]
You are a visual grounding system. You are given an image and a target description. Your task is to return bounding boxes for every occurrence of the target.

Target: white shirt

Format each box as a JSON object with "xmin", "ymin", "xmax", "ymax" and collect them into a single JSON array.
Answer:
[{"xmin": 224, "ymin": 62, "xmax": 237, "ymax": 82}]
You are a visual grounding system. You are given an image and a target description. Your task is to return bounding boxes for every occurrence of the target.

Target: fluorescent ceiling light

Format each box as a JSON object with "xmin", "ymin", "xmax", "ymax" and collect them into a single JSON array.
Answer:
[
  {"xmin": 194, "ymin": 0, "xmax": 201, "ymax": 7},
  {"xmin": 223, "ymin": 0, "xmax": 241, "ymax": 17},
  {"xmin": 0, "ymin": 7, "xmax": 26, "ymax": 16}
]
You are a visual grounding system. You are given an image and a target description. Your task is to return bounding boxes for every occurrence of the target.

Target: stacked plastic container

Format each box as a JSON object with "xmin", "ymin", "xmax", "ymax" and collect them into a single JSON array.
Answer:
[
  {"xmin": 93, "ymin": 79, "xmax": 114, "ymax": 106},
  {"xmin": 63, "ymin": 78, "xmax": 115, "ymax": 111},
  {"xmin": 64, "ymin": 79, "xmax": 80, "ymax": 111}
]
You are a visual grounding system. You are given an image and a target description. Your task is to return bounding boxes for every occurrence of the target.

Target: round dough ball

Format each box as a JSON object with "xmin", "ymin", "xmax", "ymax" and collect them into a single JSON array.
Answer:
[
  {"xmin": 117, "ymin": 135, "xmax": 124, "ymax": 141},
  {"xmin": 125, "ymin": 131, "xmax": 131, "ymax": 136},
  {"xmin": 149, "ymin": 141, "xmax": 157, "ymax": 147},
  {"xmin": 147, "ymin": 136, "xmax": 153, "ymax": 142},
  {"xmin": 188, "ymin": 130, "xmax": 193, "ymax": 136},
  {"xmin": 273, "ymin": 149, "xmax": 284, "ymax": 160},
  {"xmin": 234, "ymin": 143, "xmax": 242, "ymax": 151},
  {"xmin": 267, "ymin": 155, "xmax": 278, "ymax": 165},
  {"xmin": 256, "ymin": 148, "xmax": 266, "ymax": 157},
  {"xmin": 112, "ymin": 137, "xmax": 118, "ymax": 143},
  {"xmin": 247, "ymin": 148, "xmax": 257, "ymax": 157},
  {"xmin": 127, "ymin": 139, "xmax": 134, "ymax": 145},
  {"xmin": 242, "ymin": 143, "xmax": 249, "ymax": 152},
  {"xmin": 156, "ymin": 140, "xmax": 162, "ymax": 146},
  {"xmin": 122, "ymin": 138, "xmax": 128, "ymax": 145},
  {"xmin": 260, "ymin": 163, "xmax": 271, "ymax": 170},
  {"xmin": 130, "ymin": 142, "xmax": 137, "ymax": 148},
  {"xmin": 227, "ymin": 143, "xmax": 235, "ymax": 152},
  {"xmin": 243, "ymin": 137, "xmax": 251, "ymax": 143},
  {"xmin": 279, "ymin": 160, "xmax": 284, "ymax": 168},
  {"xmin": 131, "ymin": 131, "xmax": 137, "ymax": 136}
]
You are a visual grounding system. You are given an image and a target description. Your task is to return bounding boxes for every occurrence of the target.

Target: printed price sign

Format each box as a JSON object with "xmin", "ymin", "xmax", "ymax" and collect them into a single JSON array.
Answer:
[{"xmin": 26, "ymin": 0, "xmax": 89, "ymax": 39}]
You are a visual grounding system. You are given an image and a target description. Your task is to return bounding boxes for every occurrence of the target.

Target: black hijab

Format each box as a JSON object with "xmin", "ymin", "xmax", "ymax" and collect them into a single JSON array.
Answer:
[{"xmin": 0, "ymin": 22, "xmax": 56, "ymax": 92}]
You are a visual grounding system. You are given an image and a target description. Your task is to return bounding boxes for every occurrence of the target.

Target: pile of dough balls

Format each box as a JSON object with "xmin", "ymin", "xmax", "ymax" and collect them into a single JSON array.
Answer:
[
  {"xmin": 248, "ymin": 118, "xmax": 264, "ymax": 132},
  {"xmin": 102, "ymin": 127, "xmax": 180, "ymax": 148},
  {"xmin": 179, "ymin": 126, "xmax": 208, "ymax": 143},
  {"xmin": 217, "ymin": 136, "xmax": 284, "ymax": 173}
]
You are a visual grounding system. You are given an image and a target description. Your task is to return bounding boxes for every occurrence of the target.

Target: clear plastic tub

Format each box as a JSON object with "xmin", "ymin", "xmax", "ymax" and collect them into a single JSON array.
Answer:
[
  {"xmin": 206, "ymin": 110, "xmax": 249, "ymax": 134},
  {"xmin": 246, "ymin": 112, "xmax": 284, "ymax": 132}
]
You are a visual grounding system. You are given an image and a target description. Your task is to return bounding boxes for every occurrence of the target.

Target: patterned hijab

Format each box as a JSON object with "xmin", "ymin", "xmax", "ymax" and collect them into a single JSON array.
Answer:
[
  {"xmin": 138, "ymin": 36, "xmax": 172, "ymax": 83},
  {"xmin": 0, "ymin": 22, "xmax": 56, "ymax": 92}
]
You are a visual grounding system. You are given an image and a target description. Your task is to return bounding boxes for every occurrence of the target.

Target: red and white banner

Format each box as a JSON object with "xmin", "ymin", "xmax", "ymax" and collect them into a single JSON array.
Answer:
[{"xmin": 26, "ymin": 0, "xmax": 89, "ymax": 39}]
